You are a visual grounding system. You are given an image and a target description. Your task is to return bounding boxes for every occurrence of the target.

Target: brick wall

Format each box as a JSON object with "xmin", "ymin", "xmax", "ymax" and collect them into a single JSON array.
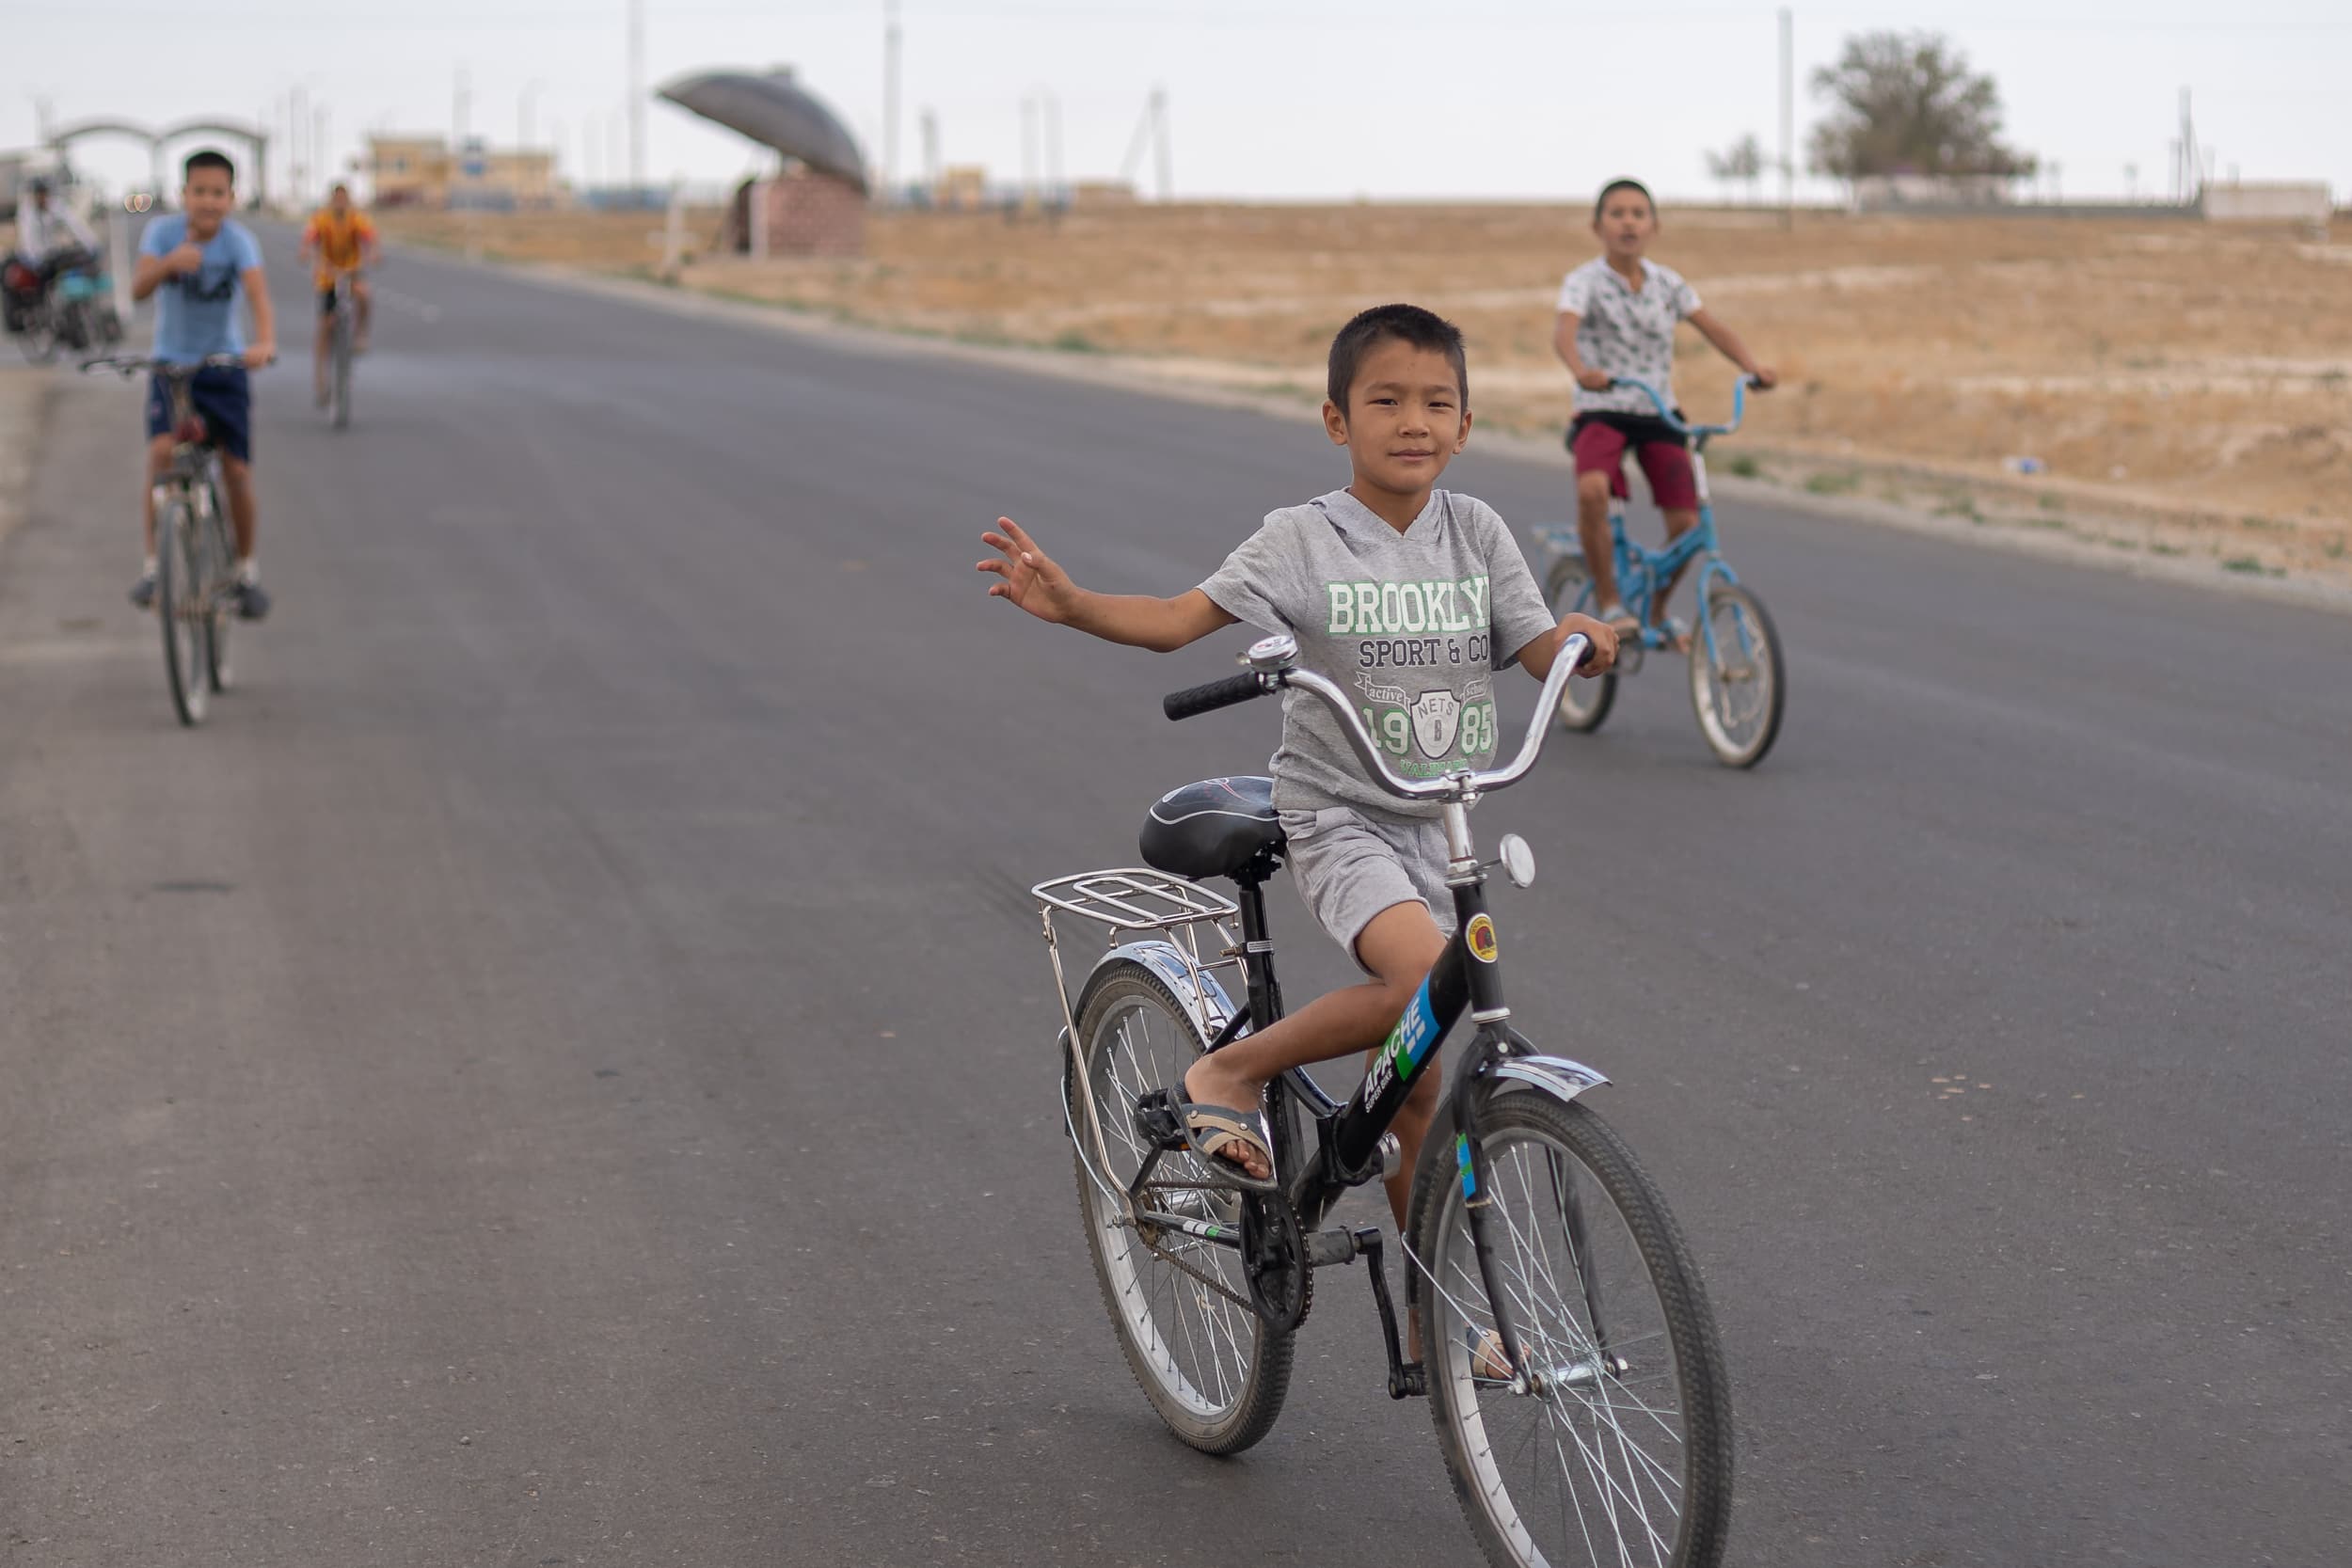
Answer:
[{"xmin": 753, "ymin": 168, "xmax": 866, "ymax": 257}]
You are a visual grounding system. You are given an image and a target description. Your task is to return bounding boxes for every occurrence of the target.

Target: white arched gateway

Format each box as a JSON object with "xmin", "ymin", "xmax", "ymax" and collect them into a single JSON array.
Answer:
[{"xmin": 48, "ymin": 117, "xmax": 271, "ymax": 206}]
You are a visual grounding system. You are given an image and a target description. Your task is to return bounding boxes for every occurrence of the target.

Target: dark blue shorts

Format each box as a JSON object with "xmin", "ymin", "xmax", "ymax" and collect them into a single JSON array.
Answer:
[{"xmin": 145, "ymin": 366, "xmax": 252, "ymax": 465}]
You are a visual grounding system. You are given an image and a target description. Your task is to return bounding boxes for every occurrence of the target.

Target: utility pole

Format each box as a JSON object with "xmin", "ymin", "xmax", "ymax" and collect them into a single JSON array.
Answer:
[
  {"xmin": 1777, "ymin": 8, "xmax": 1793, "ymax": 228},
  {"xmin": 520, "ymin": 79, "xmax": 545, "ymax": 151},
  {"xmin": 882, "ymin": 0, "xmax": 902, "ymax": 197},
  {"xmin": 292, "ymin": 85, "xmax": 309, "ymax": 201},
  {"xmin": 1046, "ymin": 93, "xmax": 1062, "ymax": 202},
  {"xmin": 2178, "ymin": 86, "xmax": 2199, "ymax": 205},
  {"xmin": 1119, "ymin": 87, "xmax": 1172, "ymax": 201},
  {"xmin": 1152, "ymin": 87, "xmax": 1170, "ymax": 200},
  {"xmin": 628, "ymin": 0, "xmax": 646, "ymax": 190},
  {"xmin": 453, "ymin": 67, "xmax": 469, "ymax": 147},
  {"xmin": 1021, "ymin": 93, "xmax": 1039, "ymax": 205},
  {"xmin": 920, "ymin": 108, "xmax": 940, "ymax": 196},
  {"xmin": 316, "ymin": 103, "xmax": 331, "ymax": 191}
]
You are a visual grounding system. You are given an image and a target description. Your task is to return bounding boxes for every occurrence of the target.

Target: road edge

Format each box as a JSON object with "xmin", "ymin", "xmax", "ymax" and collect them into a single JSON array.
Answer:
[{"xmin": 409, "ymin": 251, "xmax": 2352, "ymax": 620}]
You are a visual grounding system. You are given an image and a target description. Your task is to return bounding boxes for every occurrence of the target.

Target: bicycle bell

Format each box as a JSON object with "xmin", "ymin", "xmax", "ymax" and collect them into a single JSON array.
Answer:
[
  {"xmin": 1247, "ymin": 633, "xmax": 1299, "ymax": 672},
  {"xmin": 1495, "ymin": 833, "xmax": 1536, "ymax": 889}
]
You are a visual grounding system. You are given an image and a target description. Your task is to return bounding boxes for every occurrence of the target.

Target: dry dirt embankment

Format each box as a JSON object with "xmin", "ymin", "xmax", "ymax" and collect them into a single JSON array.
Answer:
[{"xmin": 379, "ymin": 203, "xmax": 2352, "ymax": 595}]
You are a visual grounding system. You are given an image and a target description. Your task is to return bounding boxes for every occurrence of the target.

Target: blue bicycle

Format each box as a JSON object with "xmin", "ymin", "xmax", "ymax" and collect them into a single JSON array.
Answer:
[{"xmin": 1535, "ymin": 376, "xmax": 1787, "ymax": 768}]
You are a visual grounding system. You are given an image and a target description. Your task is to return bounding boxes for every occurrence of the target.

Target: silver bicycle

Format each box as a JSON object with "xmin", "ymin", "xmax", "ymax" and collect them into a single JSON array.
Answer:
[{"xmin": 86, "ymin": 353, "xmax": 247, "ymax": 726}]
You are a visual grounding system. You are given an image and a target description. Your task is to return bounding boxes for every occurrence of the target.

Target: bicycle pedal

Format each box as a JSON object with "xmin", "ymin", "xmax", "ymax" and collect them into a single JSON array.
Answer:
[{"xmin": 1131, "ymin": 1088, "xmax": 1184, "ymax": 1148}]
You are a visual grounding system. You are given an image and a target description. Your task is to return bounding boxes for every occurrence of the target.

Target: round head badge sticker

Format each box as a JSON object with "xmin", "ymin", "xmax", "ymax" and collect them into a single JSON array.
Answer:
[{"xmin": 1466, "ymin": 913, "xmax": 1499, "ymax": 963}]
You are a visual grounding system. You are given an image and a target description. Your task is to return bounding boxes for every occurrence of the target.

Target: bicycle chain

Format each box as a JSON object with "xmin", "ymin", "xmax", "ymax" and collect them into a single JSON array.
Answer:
[{"xmin": 1128, "ymin": 1181, "xmax": 1315, "ymax": 1332}]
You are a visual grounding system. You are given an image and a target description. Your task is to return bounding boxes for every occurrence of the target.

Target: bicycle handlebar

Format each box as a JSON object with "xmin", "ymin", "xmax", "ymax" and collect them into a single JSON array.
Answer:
[
  {"xmin": 1610, "ymin": 374, "xmax": 1754, "ymax": 439},
  {"xmin": 80, "ymin": 352, "xmax": 253, "ymax": 377},
  {"xmin": 1163, "ymin": 670, "xmax": 1268, "ymax": 721},
  {"xmin": 1164, "ymin": 631, "xmax": 1593, "ymax": 803}
]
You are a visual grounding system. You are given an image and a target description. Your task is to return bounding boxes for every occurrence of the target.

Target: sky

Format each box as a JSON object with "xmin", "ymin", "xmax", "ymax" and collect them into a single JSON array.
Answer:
[{"xmin": 5, "ymin": 0, "xmax": 2346, "ymax": 208}]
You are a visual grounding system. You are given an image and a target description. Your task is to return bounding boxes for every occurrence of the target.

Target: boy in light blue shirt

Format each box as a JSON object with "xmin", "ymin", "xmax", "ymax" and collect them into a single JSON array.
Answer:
[{"xmin": 128, "ymin": 148, "xmax": 277, "ymax": 618}]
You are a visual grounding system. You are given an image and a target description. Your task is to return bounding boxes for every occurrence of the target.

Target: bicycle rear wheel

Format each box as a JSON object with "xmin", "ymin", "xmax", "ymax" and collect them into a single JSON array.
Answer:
[
  {"xmin": 1687, "ymin": 581, "xmax": 1785, "ymax": 768},
  {"xmin": 1410, "ymin": 1091, "xmax": 1732, "ymax": 1568},
  {"xmin": 16, "ymin": 309, "xmax": 57, "ymax": 365},
  {"xmin": 1066, "ymin": 958, "xmax": 1293, "ymax": 1454},
  {"xmin": 155, "ymin": 494, "xmax": 209, "ymax": 726},
  {"xmin": 1545, "ymin": 555, "xmax": 1617, "ymax": 733}
]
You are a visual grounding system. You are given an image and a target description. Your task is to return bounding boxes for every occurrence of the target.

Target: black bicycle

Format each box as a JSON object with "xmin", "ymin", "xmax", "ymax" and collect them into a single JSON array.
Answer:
[
  {"xmin": 85, "ymin": 354, "xmax": 247, "ymax": 725},
  {"xmin": 1035, "ymin": 631, "xmax": 1732, "ymax": 1568}
]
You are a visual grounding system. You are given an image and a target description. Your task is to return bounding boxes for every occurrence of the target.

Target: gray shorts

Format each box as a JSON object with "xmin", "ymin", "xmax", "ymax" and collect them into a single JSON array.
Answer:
[{"xmin": 1279, "ymin": 806, "xmax": 1458, "ymax": 967}]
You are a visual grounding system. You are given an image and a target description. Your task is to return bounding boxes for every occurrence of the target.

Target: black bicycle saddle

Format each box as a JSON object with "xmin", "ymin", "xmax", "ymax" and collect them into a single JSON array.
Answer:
[{"xmin": 1139, "ymin": 776, "xmax": 1284, "ymax": 881}]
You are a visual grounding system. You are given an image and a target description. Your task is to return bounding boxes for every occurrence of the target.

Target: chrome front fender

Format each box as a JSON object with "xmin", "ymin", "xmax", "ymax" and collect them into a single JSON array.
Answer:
[{"xmin": 1480, "ymin": 1052, "xmax": 1611, "ymax": 1105}]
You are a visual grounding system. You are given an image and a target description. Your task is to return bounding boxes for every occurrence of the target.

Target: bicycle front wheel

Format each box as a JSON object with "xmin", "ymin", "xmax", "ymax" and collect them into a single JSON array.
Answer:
[
  {"xmin": 1545, "ymin": 555, "xmax": 1617, "ymax": 733},
  {"xmin": 331, "ymin": 309, "xmax": 353, "ymax": 430},
  {"xmin": 1687, "ymin": 582, "xmax": 1785, "ymax": 768},
  {"xmin": 1410, "ymin": 1091, "xmax": 1732, "ymax": 1568},
  {"xmin": 201, "ymin": 481, "xmax": 233, "ymax": 693},
  {"xmin": 1066, "ymin": 958, "xmax": 1293, "ymax": 1454},
  {"xmin": 155, "ymin": 496, "xmax": 209, "ymax": 726}
]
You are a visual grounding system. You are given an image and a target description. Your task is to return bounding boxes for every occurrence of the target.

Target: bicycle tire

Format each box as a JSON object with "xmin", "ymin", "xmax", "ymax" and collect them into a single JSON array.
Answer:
[
  {"xmin": 1409, "ymin": 1090, "xmax": 1732, "ymax": 1568},
  {"xmin": 1545, "ymin": 555, "xmax": 1617, "ymax": 733},
  {"xmin": 16, "ymin": 310, "xmax": 57, "ymax": 365},
  {"xmin": 331, "ymin": 306, "xmax": 352, "ymax": 430},
  {"xmin": 1687, "ymin": 581, "xmax": 1785, "ymax": 769},
  {"xmin": 201, "ymin": 475, "xmax": 233, "ymax": 694},
  {"xmin": 1066, "ymin": 958, "xmax": 1294, "ymax": 1454},
  {"xmin": 155, "ymin": 495, "xmax": 208, "ymax": 726}
]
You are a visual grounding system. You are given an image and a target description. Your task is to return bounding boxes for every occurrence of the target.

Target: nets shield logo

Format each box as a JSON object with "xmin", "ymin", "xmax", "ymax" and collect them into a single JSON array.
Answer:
[{"xmin": 1409, "ymin": 689, "xmax": 1461, "ymax": 758}]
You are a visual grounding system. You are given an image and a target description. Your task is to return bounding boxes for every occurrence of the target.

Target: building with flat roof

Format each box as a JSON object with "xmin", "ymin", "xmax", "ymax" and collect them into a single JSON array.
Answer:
[{"xmin": 369, "ymin": 135, "xmax": 556, "ymax": 210}]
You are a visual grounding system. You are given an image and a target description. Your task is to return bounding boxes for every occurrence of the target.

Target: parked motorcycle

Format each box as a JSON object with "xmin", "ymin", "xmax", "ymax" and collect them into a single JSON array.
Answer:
[{"xmin": 5, "ymin": 247, "xmax": 122, "ymax": 364}]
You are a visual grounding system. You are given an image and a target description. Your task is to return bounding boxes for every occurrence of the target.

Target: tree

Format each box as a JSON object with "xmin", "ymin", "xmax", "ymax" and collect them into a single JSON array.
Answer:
[
  {"xmin": 1808, "ymin": 32, "xmax": 2037, "ymax": 181},
  {"xmin": 1706, "ymin": 134, "xmax": 1766, "ymax": 204}
]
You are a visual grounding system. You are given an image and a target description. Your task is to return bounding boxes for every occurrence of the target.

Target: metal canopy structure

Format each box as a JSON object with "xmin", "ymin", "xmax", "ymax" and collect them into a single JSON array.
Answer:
[
  {"xmin": 656, "ymin": 68, "xmax": 867, "ymax": 193},
  {"xmin": 48, "ymin": 117, "xmax": 272, "ymax": 207}
]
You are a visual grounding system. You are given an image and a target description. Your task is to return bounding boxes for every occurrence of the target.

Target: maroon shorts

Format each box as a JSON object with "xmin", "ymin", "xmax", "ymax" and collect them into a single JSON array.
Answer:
[{"xmin": 1571, "ymin": 420, "xmax": 1698, "ymax": 511}]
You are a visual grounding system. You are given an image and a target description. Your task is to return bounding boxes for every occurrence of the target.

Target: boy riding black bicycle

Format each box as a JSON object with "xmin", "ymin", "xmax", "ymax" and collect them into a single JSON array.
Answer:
[{"xmin": 977, "ymin": 303, "xmax": 1619, "ymax": 1238}]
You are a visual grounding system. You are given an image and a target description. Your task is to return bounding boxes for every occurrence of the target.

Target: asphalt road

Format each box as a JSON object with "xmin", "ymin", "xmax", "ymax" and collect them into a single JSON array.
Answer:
[{"xmin": 1, "ymin": 229, "xmax": 2345, "ymax": 1568}]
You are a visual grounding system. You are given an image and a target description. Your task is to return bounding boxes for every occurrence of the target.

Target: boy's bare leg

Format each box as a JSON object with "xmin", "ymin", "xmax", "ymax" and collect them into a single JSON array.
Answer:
[
  {"xmin": 1575, "ymin": 471, "xmax": 1622, "ymax": 612},
  {"xmin": 1182, "ymin": 900, "xmax": 1447, "ymax": 1200},
  {"xmin": 354, "ymin": 279, "xmax": 373, "ymax": 352},
  {"xmin": 313, "ymin": 317, "xmax": 331, "ymax": 404},
  {"xmin": 220, "ymin": 455, "xmax": 258, "ymax": 562},
  {"xmin": 141, "ymin": 435, "xmax": 172, "ymax": 557},
  {"xmin": 1652, "ymin": 507, "xmax": 1700, "ymax": 643}
]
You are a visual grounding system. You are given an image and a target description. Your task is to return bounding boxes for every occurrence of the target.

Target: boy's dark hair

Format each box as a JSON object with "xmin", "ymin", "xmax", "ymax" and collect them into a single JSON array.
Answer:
[
  {"xmin": 1593, "ymin": 178, "xmax": 1654, "ymax": 223},
  {"xmin": 1327, "ymin": 303, "xmax": 1469, "ymax": 414},
  {"xmin": 183, "ymin": 149, "xmax": 235, "ymax": 184}
]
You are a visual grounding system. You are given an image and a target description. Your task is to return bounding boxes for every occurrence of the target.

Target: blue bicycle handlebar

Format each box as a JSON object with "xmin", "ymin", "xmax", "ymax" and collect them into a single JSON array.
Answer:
[{"xmin": 1609, "ymin": 375, "xmax": 1755, "ymax": 439}]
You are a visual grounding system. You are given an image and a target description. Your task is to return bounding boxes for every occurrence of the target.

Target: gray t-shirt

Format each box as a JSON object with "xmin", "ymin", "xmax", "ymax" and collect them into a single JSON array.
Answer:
[
  {"xmin": 1200, "ymin": 488, "xmax": 1556, "ymax": 821},
  {"xmin": 1556, "ymin": 256, "xmax": 1703, "ymax": 416}
]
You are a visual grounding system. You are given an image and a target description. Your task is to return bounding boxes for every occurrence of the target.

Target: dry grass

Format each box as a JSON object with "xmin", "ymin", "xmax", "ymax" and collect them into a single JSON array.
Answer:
[{"xmin": 378, "ymin": 202, "xmax": 2352, "ymax": 581}]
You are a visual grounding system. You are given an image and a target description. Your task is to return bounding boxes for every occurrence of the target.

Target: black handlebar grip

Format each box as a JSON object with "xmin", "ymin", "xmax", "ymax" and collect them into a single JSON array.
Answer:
[{"xmin": 1163, "ymin": 671, "xmax": 1268, "ymax": 721}]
